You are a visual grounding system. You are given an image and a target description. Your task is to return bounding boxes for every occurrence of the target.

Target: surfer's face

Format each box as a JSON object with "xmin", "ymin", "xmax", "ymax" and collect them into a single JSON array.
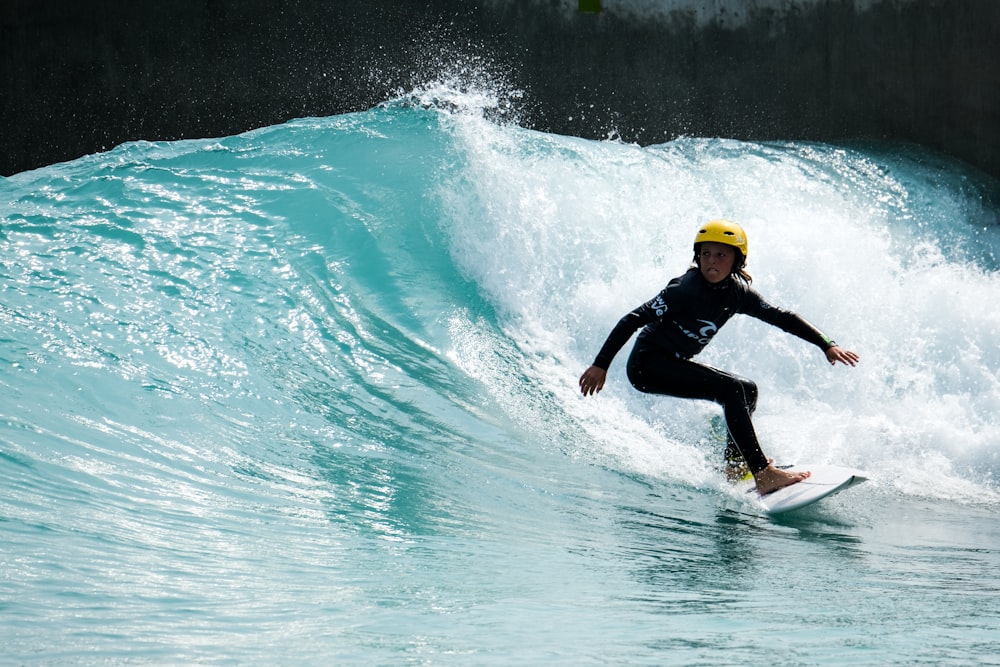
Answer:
[{"xmin": 698, "ymin": 242, "xmax": 736, "ymax": 283}]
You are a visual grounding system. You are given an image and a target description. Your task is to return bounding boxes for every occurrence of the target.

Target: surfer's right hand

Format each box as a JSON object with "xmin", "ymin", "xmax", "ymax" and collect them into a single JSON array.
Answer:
[{"xmin": 579, "ymin": 365, "xmax": 607, "ymax": 396}]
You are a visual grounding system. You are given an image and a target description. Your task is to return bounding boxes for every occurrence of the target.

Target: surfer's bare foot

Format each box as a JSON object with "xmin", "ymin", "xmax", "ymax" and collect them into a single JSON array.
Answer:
[
  {"xmin": 725, "ymin": 457, "xmax": 774, "ymax": 483},
  {"xmin": 755, "ymin": 465, "xmax": 810, "ymax": 496}
]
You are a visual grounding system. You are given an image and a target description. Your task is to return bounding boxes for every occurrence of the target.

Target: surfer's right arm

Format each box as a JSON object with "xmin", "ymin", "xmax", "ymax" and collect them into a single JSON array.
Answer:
[{"xmin": 580, "ymin": 300, "xmax": 658, "ymax": 396}]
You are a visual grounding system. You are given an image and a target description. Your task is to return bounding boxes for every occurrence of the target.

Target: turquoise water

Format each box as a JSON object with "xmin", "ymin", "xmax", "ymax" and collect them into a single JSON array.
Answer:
[{"xmin": 2, "ymin": 82, "xmax": 999, "ymax": 665}]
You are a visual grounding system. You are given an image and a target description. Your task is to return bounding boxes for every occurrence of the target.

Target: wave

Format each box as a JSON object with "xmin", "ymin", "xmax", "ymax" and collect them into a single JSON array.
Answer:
[{"xmin": 1, "ymin": 82, "xmax": 998, "ymax": 559}]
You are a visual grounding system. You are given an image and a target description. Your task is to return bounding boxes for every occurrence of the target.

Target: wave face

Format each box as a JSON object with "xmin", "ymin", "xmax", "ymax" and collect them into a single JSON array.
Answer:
[{"xmin": 2, "ymin": 84, "xmax": 999, "ymax": 664}]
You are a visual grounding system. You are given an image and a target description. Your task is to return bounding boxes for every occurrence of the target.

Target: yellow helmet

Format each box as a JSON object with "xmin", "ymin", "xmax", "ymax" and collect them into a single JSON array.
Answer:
[{"xmin": 693, "ymin": 219, "xmax": 748, "ymax": 257}]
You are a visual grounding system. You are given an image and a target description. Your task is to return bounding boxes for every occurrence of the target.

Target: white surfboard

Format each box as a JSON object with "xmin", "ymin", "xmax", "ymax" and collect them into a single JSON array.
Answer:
[{"xmin": 741, "ymin": 464, "xmax": 868, "ymax": 514}]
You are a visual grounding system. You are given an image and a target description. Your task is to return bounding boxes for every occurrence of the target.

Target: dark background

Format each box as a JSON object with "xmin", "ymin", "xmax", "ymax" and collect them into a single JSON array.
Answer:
[{"xmin": 2, "ymin": 0, "xmax": 998, "ymax": 179}]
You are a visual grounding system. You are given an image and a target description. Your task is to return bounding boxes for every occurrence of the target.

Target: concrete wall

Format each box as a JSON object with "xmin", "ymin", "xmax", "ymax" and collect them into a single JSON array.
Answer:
[{"xmin": 2, "ymin": 0, "xmax": 998, "ymax": 180}]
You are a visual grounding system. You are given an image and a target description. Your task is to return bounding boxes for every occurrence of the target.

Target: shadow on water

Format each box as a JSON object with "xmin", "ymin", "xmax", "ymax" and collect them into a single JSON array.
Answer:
[{"xmin": 606, "ymin": 479, "xmax": 877, "ymax": 610}]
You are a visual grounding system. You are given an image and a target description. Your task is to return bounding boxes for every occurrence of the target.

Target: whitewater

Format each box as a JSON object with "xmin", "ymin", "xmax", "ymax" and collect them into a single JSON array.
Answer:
[{"xmin": 1, "ymin": 82, "xmax": 999, "ymax": 665}]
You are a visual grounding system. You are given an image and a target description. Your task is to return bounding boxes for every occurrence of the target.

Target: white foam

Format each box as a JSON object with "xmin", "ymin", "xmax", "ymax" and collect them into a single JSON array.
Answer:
[{"xmin": 438, "ymin": 106, "xmax": 1000, "ymax": 506}]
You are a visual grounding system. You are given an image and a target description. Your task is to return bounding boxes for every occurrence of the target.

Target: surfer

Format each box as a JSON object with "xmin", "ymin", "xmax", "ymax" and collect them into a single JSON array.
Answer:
[{"xmin": 579, "ymin": 219, "xmax": 860, "ymax": 495}]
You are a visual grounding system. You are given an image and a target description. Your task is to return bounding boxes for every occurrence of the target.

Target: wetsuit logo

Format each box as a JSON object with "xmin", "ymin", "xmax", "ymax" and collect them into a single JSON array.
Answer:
[
  {"xmin": 679, "ymin": 319, "xmax": 718, "ymax": 345},
  {"xmin": 651, "ymin": 294, "xmax": 668, "ymax": 317}
]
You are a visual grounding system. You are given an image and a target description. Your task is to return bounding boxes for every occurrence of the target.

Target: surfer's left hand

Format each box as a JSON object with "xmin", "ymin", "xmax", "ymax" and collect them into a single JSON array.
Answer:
[{"xmin": 826, "ymin": 345, "xmax": 859, "ymax": 367}]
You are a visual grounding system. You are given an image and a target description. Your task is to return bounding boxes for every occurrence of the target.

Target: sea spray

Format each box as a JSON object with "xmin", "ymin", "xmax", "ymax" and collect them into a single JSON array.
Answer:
[{"xmin": 431, "ymin": 91, "xmax": 1000, "ymax": 503}]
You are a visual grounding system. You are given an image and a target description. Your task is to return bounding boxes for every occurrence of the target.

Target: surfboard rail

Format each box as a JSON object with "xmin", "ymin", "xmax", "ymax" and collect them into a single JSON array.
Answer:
[{"xmin": 741, "ymin": 464, "xmax": 868, "ymax": 514}]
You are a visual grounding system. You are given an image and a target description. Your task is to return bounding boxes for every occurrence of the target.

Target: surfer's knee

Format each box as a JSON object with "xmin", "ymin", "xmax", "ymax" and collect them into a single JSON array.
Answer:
[
  {"xmin": 626, "ymin": 352, "xmax": 654, "ymax": 393},
  {"xmin": 741, "ymin": 378, "xmax": 758, "ymax": 412},
  {"xmin": 721, "ymin": 376, "xmax": 757, "ymax": 411},
  {"xmin": 625, "ymin": 360, "xmax": 641, "ymax": 391}
]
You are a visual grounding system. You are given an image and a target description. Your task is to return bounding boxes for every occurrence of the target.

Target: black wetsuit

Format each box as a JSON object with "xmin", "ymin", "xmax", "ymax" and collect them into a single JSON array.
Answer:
[{"xmin": 592, "ymin": 267, "xmax": 836, "ymax": 474}]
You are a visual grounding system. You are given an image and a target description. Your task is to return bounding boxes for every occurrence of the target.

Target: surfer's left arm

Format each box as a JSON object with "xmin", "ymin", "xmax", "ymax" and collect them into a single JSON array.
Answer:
[{"xmin": 743, "ymin": 289, "xmax": 859, "ymax": 367}]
